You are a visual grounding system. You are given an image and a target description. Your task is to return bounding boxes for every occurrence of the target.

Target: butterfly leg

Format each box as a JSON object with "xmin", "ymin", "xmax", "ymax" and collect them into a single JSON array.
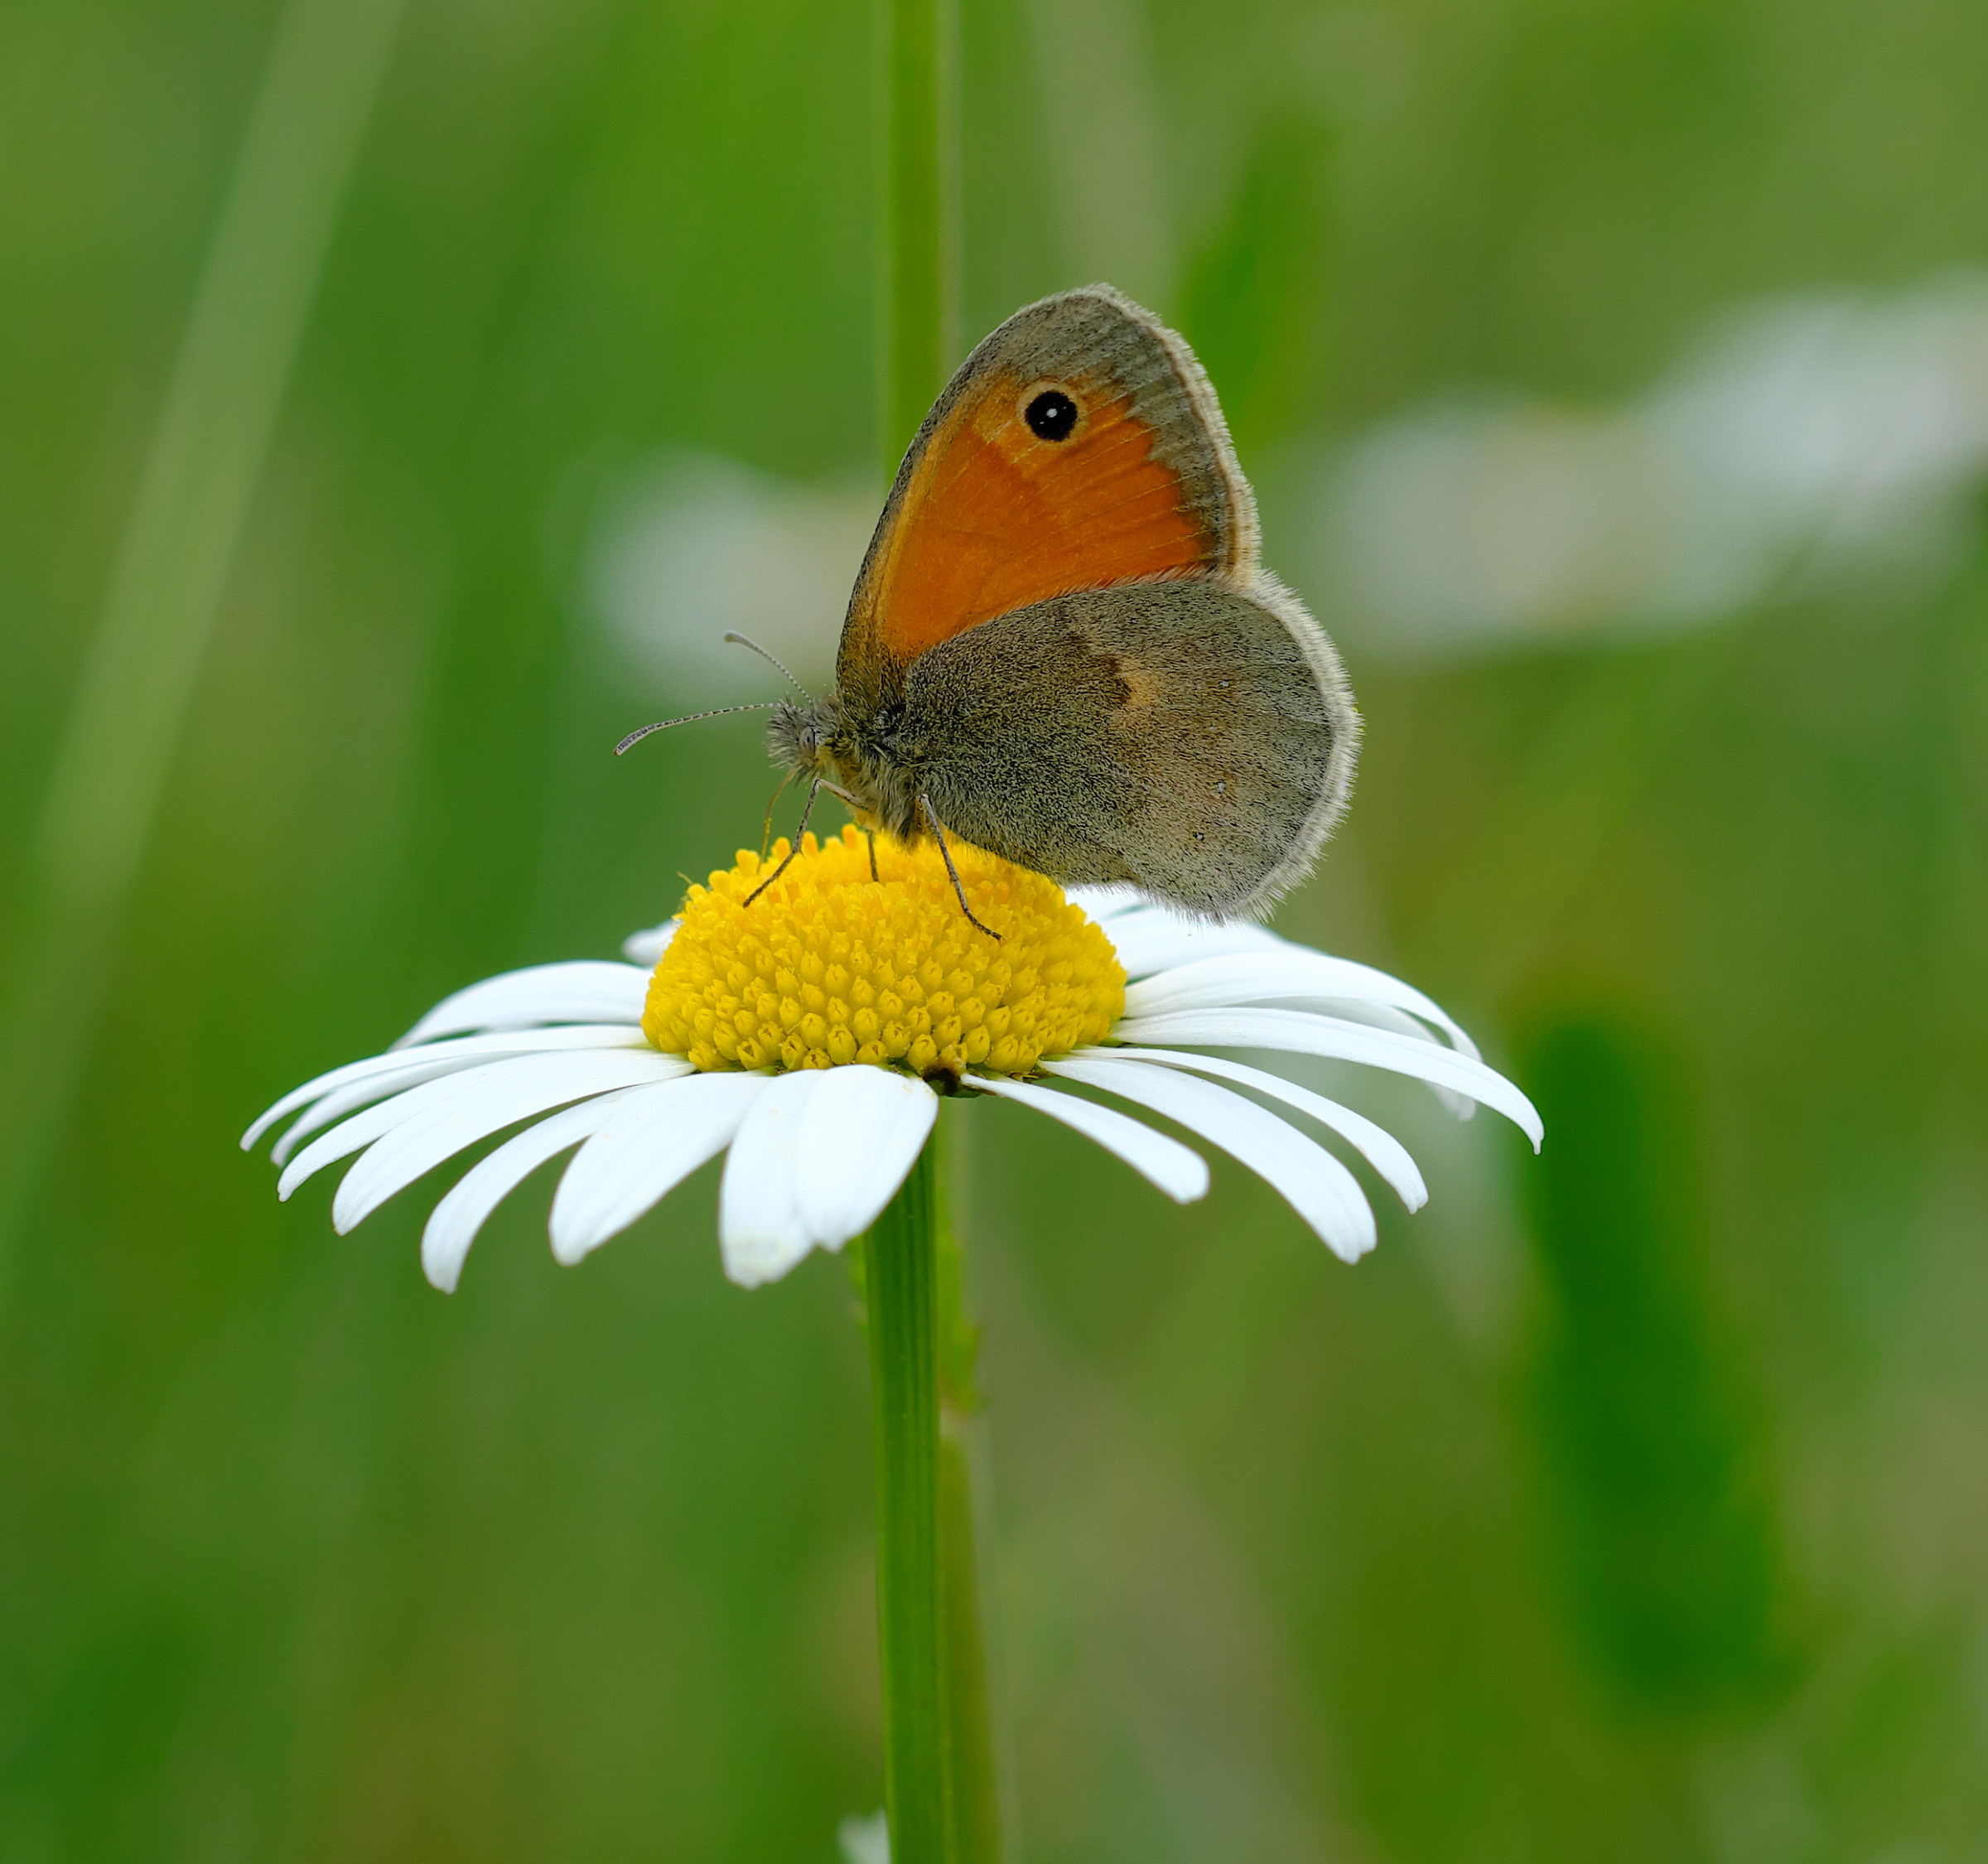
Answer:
[
  {"xmin": 746, "ymin": 775, "xmax": 823, "ymax": 906},
  {"xmin": 803, "ymin": 775, "xmax": 878, "ymax": 880},
  {"xmin": 920, "ymin": 796, "xmax": 1001, "ymax": 941},
  {"xmin": 759, "ymin": 770, "xmax": 794, "ymax": 862}
]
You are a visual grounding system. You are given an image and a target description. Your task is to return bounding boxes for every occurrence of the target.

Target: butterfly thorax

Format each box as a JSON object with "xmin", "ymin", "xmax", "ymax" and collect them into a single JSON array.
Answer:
[{"xmin": 768, "ymin": 693, "xmax": 927, "ymax": 845}]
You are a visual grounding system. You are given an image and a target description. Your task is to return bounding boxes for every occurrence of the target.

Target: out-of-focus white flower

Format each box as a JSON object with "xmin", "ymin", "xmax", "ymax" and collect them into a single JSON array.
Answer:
[
  {"xmin": 1304, "ymin": 270, "xmax": 1988, "ymax": 660},
  {"xmin": 837, "ymin": 1810, "xmax": 890, "ymax": 1864},
  {"xmin": 585, "ymin": 449, "xmax": 872, "ymax": 698},
  {"xmin": 245, "ymin": 831, "xmax": 1538, "ymax": 1293},
  {"xmin": 1645, "ymin": 276, "xmax": 1988, "ymax": 611}
]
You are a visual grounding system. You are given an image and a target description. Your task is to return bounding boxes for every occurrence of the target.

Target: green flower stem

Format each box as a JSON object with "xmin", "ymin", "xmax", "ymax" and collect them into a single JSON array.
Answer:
[
  {"xmin": 935, "ymin": 1159, "xmax": 1006, "ymax": 1864},
  {"xmin": 873, "ymin": 7, "xmax": 1001, "ymax": 1859},
  {"xmin": 865, "ymin": 1132, "xmax": 1006, "ymax": 1864},
  {"xmin": 876, "ymin": 0, "xmax": 958, "ymax": 476},
  {"xmin": 865, "ymin": 1141, "xmax": 949, "ymax": 1860}
]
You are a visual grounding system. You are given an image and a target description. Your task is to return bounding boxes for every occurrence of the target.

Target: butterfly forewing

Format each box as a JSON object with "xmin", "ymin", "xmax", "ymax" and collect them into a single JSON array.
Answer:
[{"xmin": 837, "ymin": 286, "xmax": 1258, "ymax": 711}]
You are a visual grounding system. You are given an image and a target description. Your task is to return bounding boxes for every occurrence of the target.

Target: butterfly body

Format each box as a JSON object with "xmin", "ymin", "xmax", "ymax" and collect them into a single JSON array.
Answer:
[{"xmin": 769, "ymin": 285, "xmax": 1359, "ymax": 923}]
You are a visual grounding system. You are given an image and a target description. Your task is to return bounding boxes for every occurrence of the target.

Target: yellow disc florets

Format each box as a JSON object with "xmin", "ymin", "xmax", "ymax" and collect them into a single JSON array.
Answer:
[{"xmin": 642, "ymin": 825, "xmax": 1126, "ymax": 1079}]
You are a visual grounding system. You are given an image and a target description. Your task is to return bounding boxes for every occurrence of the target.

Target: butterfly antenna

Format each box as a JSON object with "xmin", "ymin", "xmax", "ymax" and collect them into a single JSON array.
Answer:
[
  {"xmin": 723, "ymin": 631, "xmax": 813, "ymax": 702},
  {"xmin": 615, "ymin": 703, "xmax": 779, "ymax": 756}
]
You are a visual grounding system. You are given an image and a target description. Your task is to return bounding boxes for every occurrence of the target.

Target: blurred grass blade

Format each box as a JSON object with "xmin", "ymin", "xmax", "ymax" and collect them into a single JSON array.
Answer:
[
  {"xmin": 1177, "ymin": 106, "xmax": 1334, "ymax": 456},
  {"xmin": 0, "ymin": 0, "xmax": 404, "ymax": 1262},
  {"xmin": 1518, "ymin": 1011, "xmax": 1797, "ymax": 1720}
]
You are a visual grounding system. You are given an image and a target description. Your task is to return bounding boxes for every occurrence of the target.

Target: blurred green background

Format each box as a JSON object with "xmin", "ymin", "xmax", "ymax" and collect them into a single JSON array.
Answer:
[{"xmin": 4, "ymin": 0, "xmax": 1987, "ymax": 1857}]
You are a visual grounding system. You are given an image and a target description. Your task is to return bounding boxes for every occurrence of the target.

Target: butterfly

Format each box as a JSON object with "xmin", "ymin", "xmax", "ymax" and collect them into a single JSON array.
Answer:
[{"xmin": 630, "ymin": 286, "xmax": 1359, "ymax": 939}]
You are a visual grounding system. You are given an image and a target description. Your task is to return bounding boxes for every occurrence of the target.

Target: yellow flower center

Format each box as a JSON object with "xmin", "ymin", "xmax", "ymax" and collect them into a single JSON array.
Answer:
[{"xmin": 643, "ymin": 825, "xmax": 1126, "ymax": 1079}]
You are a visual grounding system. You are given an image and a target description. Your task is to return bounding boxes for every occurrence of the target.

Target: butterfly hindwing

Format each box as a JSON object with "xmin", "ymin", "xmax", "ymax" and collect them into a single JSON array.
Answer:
[
  {"xmin": 837, "ymin": 286, "xmax": 1258, "ymax": 712},
  {"xmin": 896, "ymin": 575, "xmax": 1358, "ymax": 919}
]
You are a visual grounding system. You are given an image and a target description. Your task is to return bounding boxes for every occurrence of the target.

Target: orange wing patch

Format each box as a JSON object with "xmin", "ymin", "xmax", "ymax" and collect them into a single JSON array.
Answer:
[{"xmin": 856, "ymin": 369, "xmax": 1221, "ymax": 667}]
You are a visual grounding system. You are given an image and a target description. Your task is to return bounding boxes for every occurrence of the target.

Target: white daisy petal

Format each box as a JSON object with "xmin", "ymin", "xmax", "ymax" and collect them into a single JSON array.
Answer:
[
  {"xmin": 1101, "ymin": 908, "xmax": 1286, "ymax": 980},
  {"xmin": 266, "ymin": 1027, "xmax": 649, "ymax": 1167},
  {"xmin": 1297, "ymin": 1002, "xmax": 1479, "ymax": 1118},
  {"xmin": 1112, "ymin": 1007, "xmax": 1543, "ymax": 1149},
  {"xmin": 276, "ymin": 1085, "xmax": 447, "ymax": 1203},
  {"xmin": 244, "ymin": 1024, "xmax": 648, "ymax": 1152},
  {"xmin": 421, "ymin": 1089, "xmax": 643, "ymax": 1292},
  {"xmin": 719, "ymin": 1070, "xmax": 830, "ymax": 1287},
  {"xmin": 793, "ymin": 1068, "xmax": 940, "ymax": 1254},
  {"xmin": 550, "ymin": 1073, "xmax": 770, "ymax": 1267},
  {"xmin": 970, "ymin": 1074, "xmax": 1209, "ymax": 1204},
  {"xmin": 331, "ymin": 1050, "xmax": 694, "ymax": 1234},
  {"xmin": 1123, "ymin": 952, "xmax": 1481, "ymax": 1058},
  {"xmin": 1045, "ymin": 1055, "xmax": 1377, "ymax": 1261},
  {"xmin": 392, "ymin": 961, "xmax": 652, "ymax": 1049},
  {"xmin": 278, "ymin": 1045, "xmax": 664, "ymax": 1205},
  {"xmin": 620, "ymin": 920, "xmax": 678, "ymax": 967},
  {"xmin": 1312, "ymin": 998, "xmax": 1455, "ymax": 1050},
  {"xmin": 1064, "ymin": 885, "xmax": 1144, "ymax": 923},
  {"xmin": 270, "ymin": 1055, "xmax": 494, "ymax": 1167},
  {"xmin": 255, "ymin": 836, "xmax": 1538, "ymax": 1290},
  {"xmin": 1078, "ymin": 1045, "xmax": 1427, "ymax": 1211}
]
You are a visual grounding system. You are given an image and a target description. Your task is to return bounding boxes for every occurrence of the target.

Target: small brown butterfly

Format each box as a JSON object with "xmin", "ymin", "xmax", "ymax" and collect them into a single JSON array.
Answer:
[{"xmin": 626, "ymin": 286, "xmax": 1359, "ymax": 939}]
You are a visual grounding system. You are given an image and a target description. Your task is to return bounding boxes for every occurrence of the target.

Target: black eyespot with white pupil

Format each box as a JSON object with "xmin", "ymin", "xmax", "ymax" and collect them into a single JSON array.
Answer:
[{"xmin": 1025, "ymin": 389, "xmax": 1079, "ymax": 442}]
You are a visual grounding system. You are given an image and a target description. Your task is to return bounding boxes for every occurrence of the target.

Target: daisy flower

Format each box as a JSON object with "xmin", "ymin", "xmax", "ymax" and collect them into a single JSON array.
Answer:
[{"xmin": 244, "ymin": 827, "xmax": 1540, "ymax": 1290}]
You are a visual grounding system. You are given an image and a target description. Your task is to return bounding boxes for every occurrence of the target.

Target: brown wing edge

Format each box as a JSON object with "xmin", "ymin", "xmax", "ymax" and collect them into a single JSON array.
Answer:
[
  {"xmin": 837, "ymin": 284, "xmax": 1260, "ymax": 704},
  {"xmin": 1088, "ymin": 282, "xmax": 1262, "ymax": 581},
  {"xmin": 1209, "ymin": 566, "xmax": 1363, "ymax": 923}
]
